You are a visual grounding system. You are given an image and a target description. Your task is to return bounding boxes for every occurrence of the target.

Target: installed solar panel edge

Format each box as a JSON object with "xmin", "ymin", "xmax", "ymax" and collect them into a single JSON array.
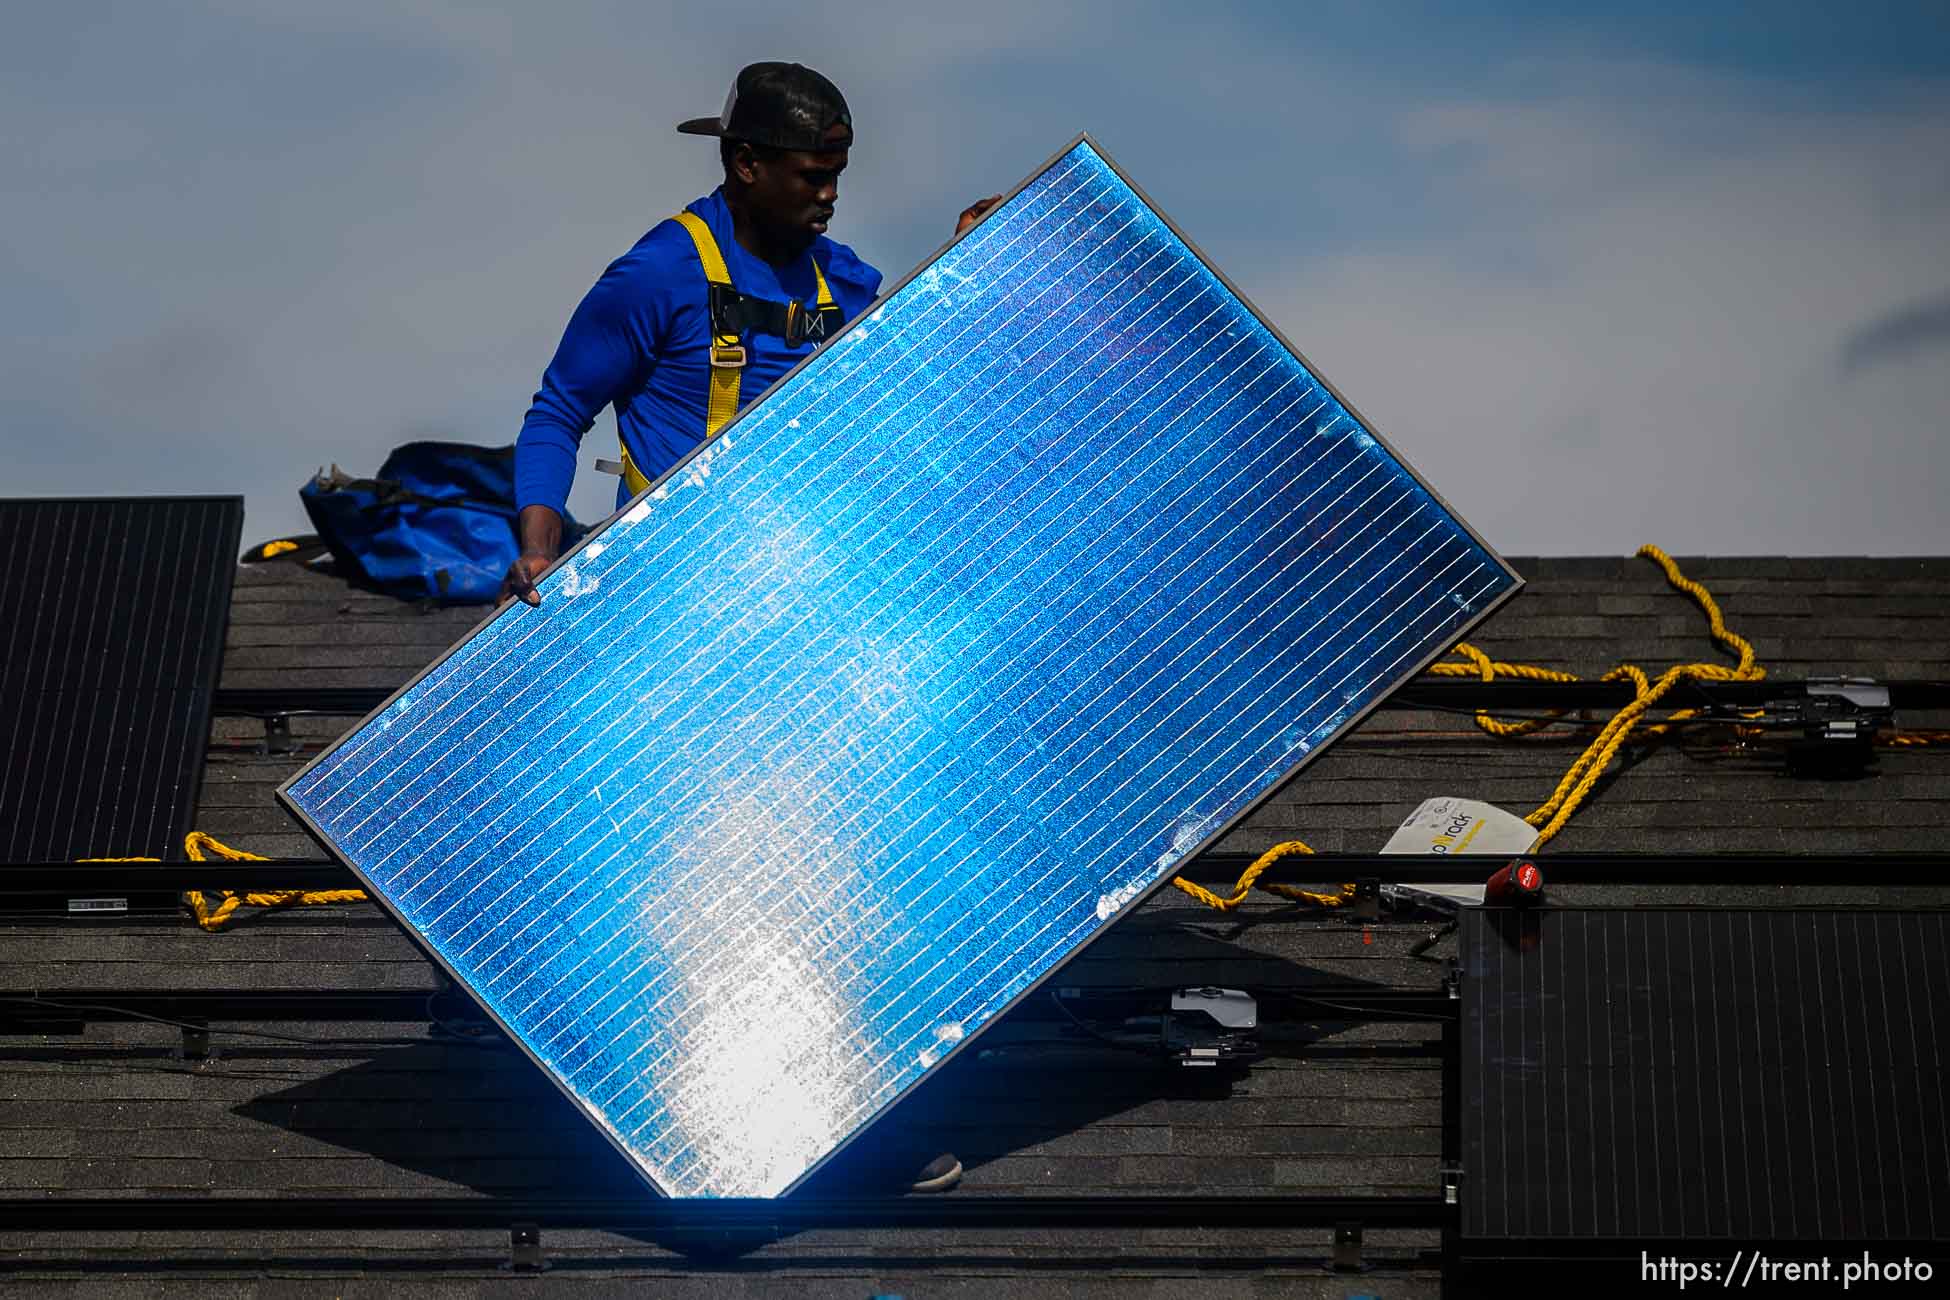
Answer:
[{"xmin": 168, "ymin": 497, "xmax": 245, "ymax": 861}]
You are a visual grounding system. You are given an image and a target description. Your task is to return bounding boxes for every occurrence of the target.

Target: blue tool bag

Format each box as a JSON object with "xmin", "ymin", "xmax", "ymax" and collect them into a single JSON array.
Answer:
[{"xmin": 299, "ymin": 441, "xmax": 579, "ymax": 604}]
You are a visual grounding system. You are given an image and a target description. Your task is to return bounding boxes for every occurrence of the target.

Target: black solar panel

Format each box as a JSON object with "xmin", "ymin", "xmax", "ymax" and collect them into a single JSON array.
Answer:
[
  {"xmin": 1461, "ymin": 908, "xmax": 1950, "ymax": 1243},
  {"xmin": 0, "ymin": 496, "xmax": 242, "ymax": 862}
]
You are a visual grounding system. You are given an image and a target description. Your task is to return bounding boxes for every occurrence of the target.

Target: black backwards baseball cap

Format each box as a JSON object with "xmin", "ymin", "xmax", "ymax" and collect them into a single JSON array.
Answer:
[{"xmin": 677, "ymin": 62, "xmax": 853, "ymax": 153}]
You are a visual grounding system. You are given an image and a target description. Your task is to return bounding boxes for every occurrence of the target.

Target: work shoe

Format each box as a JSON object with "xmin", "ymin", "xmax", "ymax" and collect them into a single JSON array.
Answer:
[{"xmin": 909, "ymin": 1151, "xmax": 962, "ymax": 1193}]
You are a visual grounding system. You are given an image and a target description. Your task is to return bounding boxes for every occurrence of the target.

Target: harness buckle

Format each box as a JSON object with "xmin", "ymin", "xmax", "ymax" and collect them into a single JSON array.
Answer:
[{"xmin": 709, "ymin": 343, "xmax": 747, "ymax": 370}]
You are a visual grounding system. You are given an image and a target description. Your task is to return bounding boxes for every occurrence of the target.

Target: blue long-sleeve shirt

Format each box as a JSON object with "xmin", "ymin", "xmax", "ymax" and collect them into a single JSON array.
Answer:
[{"xmin": 514, "ymin": 187, "xmax": 883, "ymax": 514}]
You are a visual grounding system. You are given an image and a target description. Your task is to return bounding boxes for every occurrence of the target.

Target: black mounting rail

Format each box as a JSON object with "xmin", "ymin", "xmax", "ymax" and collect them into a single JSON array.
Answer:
[
  {"xmin": 0, "ymin": 983, "xmax": 1456, "ymax": 1031},
  {"xmin": 7, "ymin": 852, "xmax": 1948, "ymax": 898},
  {"xmin": 212, "ymin": 687, "xmax": 398, "ymax": 717},
  {"xmin": 0, "ymin": 1192, "xmax": 1446, "ymax": 1233},
  {"xmin": 211, "ymin": 681, "xmax": 1950, "ymax": 719}
]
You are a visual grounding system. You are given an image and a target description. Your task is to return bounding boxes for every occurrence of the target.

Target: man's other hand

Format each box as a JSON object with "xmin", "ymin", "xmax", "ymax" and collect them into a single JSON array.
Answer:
[
  {"xmin": 500, "ymin": 504, "xmax": 565, "ymax": 607},
  {"xmin": 956, "ymin": 195, "xmax": 1002, "ymax": 236}
]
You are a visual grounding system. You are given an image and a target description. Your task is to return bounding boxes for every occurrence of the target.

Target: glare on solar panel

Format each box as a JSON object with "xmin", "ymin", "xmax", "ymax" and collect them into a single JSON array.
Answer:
[{"xmin": 280, "ymin": 135, "xmax": 1520, "ymax": 1198}]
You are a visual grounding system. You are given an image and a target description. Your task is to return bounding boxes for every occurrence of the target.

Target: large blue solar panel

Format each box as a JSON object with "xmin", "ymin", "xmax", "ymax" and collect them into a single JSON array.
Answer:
[{"xmin": 280, "ymin": 136, "xmax": 1519, "ymax": 1198}]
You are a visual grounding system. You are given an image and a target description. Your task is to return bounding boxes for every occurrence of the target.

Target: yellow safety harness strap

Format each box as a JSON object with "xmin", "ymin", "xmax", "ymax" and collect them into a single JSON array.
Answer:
[{"xmin": 619, "ymin": 213, "xmax": 836, "ymax": 495}]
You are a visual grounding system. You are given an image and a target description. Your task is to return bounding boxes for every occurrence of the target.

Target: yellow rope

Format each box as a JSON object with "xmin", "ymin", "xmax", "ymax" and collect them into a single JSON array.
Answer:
[
  {"xmin": 1504, "ymin": 545, "xmax": 1766, "ymax": 846},
  {"xmin": 1425, "ymin": 641, "xmax": 1580, "ymax": 736},
  {"xmin": 1170, "ymin": 839, "xmax": 1352, "ymax": 911},
  {"xmin": 1170, "ymin": 543, "xmax": 1771, "ymax": 908},
  {"xmin": 78, "ymin": 833, "xmax": 368, "ymax": 931},
  {"xmin": 180, "ymin": 831, "xmax": 367, "ymax": 931},
  {"xmin": 1424, "ymin": 544, "xmax": 1768, "ymax": 848}
]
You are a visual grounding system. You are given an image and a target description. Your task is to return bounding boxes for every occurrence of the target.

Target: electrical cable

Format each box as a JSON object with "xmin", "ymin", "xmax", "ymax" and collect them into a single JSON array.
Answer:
[{"xmin": 1046, "ymin": 990, "xmax": 1163, "ymax": 1057}]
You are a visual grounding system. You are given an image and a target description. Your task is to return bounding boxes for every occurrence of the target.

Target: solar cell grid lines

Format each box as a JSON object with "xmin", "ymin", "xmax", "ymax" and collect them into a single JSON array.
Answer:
[{"xmin": 282, "ymin": 136, "xmax": 1519, "ymax": 1198}]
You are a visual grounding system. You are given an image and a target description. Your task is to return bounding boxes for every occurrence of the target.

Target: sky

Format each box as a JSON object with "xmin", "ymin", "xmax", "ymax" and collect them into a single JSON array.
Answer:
[{"xmin": 4, "ymin": 1, "xmax": 1947, "ymax": 555}]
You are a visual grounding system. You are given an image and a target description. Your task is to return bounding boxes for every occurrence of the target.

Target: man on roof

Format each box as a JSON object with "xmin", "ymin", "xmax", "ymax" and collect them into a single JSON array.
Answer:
[{"xmin": 504, "ymin": 61, "xmax": 997, "ymax": 606}]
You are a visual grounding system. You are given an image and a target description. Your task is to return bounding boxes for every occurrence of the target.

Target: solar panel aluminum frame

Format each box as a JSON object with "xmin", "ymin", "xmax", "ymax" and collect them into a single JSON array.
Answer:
[{"xmin": 277, "ymin": 132, "xmax": 1522, "ymax": 1198}]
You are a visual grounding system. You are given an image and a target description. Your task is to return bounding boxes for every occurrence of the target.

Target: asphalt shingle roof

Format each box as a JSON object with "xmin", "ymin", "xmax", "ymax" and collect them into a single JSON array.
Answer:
[{"xmin": 4, "ymin": 554, "xmax": 1947, "ymax": 1293}]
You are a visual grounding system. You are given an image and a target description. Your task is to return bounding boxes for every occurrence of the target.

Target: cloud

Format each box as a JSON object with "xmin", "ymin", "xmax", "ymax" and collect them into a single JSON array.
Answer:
[
  {"xmin": 1, "ymin": 6, "xmax": 1945, "ymax": 557},
  {"xmin": 1246, "ymin": 65, "xmax": 1950, "ymax": 555},
  {"xmin": 1841, "ymin": 292, "xmax": 1950, "ymax": 374}
]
